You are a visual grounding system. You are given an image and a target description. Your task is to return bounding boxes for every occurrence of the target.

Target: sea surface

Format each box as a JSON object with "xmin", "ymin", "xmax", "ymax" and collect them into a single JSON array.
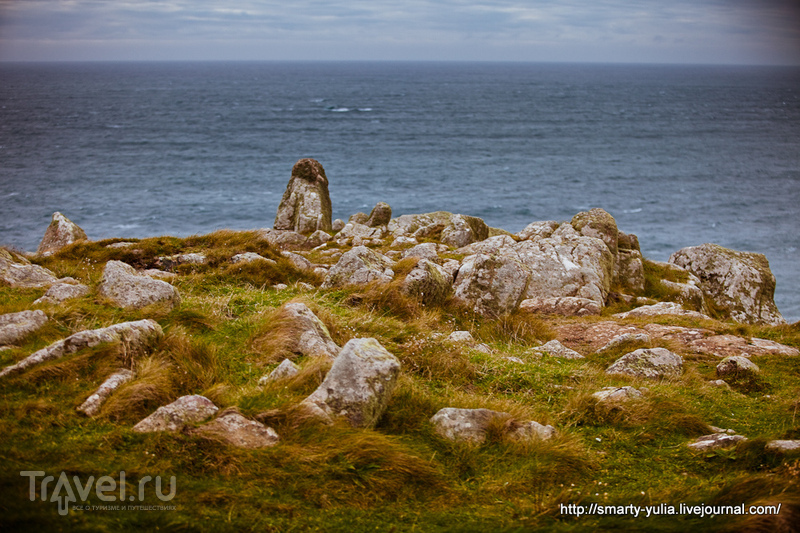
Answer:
[{"xmin": 1, "ymin": 62, "xmax": 799, "ymax": 321}]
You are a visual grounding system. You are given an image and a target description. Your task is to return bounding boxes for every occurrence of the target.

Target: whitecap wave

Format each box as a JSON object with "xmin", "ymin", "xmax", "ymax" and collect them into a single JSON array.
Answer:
[
  {"xmin": 623, "ymin": 208, "xmax": 643, "ymax": 213},
  {"xmin": 358, "ymin": 108, "xmax": 372, "ymax": 112},
  {"xmin": 329, "ymin": 107, "xmax": 349, "ymax": 113},
  {"xmin": 113, "ymin": 224, "xmax": 141, "ymax": 229}
]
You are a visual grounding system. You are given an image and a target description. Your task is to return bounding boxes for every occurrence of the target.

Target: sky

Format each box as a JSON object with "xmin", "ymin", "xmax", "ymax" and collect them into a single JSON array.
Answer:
[{"xmin": 0, "ymin": 0, "xmax": 799, "ymax": 65}]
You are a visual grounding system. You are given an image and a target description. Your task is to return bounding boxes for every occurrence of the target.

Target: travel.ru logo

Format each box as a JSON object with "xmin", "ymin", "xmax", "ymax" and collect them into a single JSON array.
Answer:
[{"xmin": 21, "ymin": 470, "xmax": 176, "ymax": 516}]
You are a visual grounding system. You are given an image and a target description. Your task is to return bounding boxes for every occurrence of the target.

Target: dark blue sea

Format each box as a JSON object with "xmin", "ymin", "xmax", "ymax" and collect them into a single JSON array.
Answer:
[{"xmin": 1, "ymin": 62, "xmax": 799, "ymax": 321}]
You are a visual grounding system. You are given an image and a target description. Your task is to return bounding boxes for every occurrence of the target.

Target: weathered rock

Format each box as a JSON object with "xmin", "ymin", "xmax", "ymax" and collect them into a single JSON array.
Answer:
[
  {"xmin": 596, "ymin": 333, "xmax": 651, "ymax": 353},
  {"xmin": 401, "ymin": 243, "xmax": 442, "ymax": 261},
  {"xmin": 456, "ymin": 235, "xmax": 517, "ymax": 256},
  {"xmin": 190, "ymin": 408, "xmax": 279, "ymax": 448},
  {"xmin": 300, "ymin": 338, "xmax": 401, "ymax": 428},
  {"xmin": 689, "ymin": 335, "xmax": 799, "ymax": 358},
  {"xmin": 278, "ymin": 302, "xmax": 340, "ymax": 360},
  {"xmin": 156, "ymin": 253, "xmax": 207, "ymax": 269},
  {"xmin": 592, "ymin": 386, "xmax": 643, "ymax": 402},
  {"xmin": 259, "ymin": 359, "xmax": 300, "ymax": 385},
  {"xmin": 274, "ymin": 158, "xmax": 333, "ymax": 235},
  {"xmin": 430, "ymin": 408, "xmax": 554, "ymax": 443},
  {"xmin": 281, "ymin": 251, "xmax": 313, "ymax": 271},
  {"xmin": 605, "ymin": 348, "xmax": 683, "ymax": 379},
  {"xmin": 660, "ymin": 279, "xmax": 706, "ymax": 312},
  {"xmin": 453, "ymin": 253, "xmax": 530, "ymax": 317},
  {"xmin": 321, "ymin": 246, "xmax": 394, "ymax": 289},
  {"xmin": 306, "ymin": 229, "xmax": 332, "ymax": 248},
  {"xmin": 335, "ymin": 222, "xmax": 387, "ymax": 246},
  {"xmin": 447, "ymin": 331, "xmax": 475, "ymax": 344},
  {"xmin": 520, "ymin": 297, "xmax": 601, "ymax": 317},
  {"xmin": 401, "ymin": 259, "xmax": 452, "ymax": 305},
  {"xmin": 0, "ymin": 319, "xmax": 162, "ymax": 379},
  {"xmin": 0, "ymin": 310, "xmax": 48, "ymax": 346},
  {"xmin": 77, "ymin": 369, "xmax": 135, "ymax": 416},
  {"xmin": 366, "ymin": 202, "xmax": 392, "ymax": 227},
  {"xmin": 716, "ymin": 355, "xmax": 760, "ymax": 377},
  {"xmin": 349, "ymin": 212, "xmax": 369, "ymax": 225},
  {"xmin": 332, "ymin": 219, "xmax": 345, "ymax": 232},
  {"xmin": 613, "ymin": 302, "xmax": 713, "ymax": 321},
  {"xmin": 133, "ymin": 395, "xmax": 218, "ymax": 433},
  {"xmin": 765, "ymin": 440, "xmax": 800, "ymax": 452},
  {"xmin": 571, "ymin": 208, "xmax": 618, "ymax": 257},
  {"xmin": 105, "ymin": 241, "xmax": 136, "ymax": 249},
  {"xmin": 615, "ymin": 243, "xmax": 645, "ymax": 295},
  {"xmin": 441, "ymin": 259, "xmax": 461, "ymax": 281},
  {"xmin": 142, "ymin": 269, "xmax": 179, "ymax": 281},
  {"xmin": 259, "ymin": 228, "xmax": 312, "ymax": 250},
  {"xmin": 98, "ymin": 260, "xmax": 181, "ymax": 310},
  {"xmin": 669, "ymin": 243, "xmax": 785, "ymax": 325},
  {"xmin": 441, "ymin": 214, "xmax": 489, "ymax": 248},
  {"xmin": 37, "ymin": 212, "xmax": 88, "ymax": 255},
  {"xmin": 531, "ymin": 340, "xmax": 584, "ymax": 359},
  {"xmin": 33, "ymin": 279, "xmax": 90, "ymax": 304},
  {"xmin": 516, "ymin": 221, "xmax": 559, "ymax": 241},
  {"xmin": 0, "ymin": 248, "xmax": 59, "ymax": 288},
  {"xmin": 709, "ymin": 379, "xmax": 731, "ymax": 389},
  {"xmin": 556, "ymin": 320, "xmax": 711, "ymax": 352},
  {"xmin": 391, "ymin": 236, "xmax": 419, "ymax": 248},
  {"xmin": 231, "ymin": 252, "xmax": 275, "ymax": 265},
  {"xmin": 688, "ymin": 433, "xmax": 747, "ymax": 451},
  {"xmin": 514, "ymin": 223, "xmax": 614, "ymax": 307}
]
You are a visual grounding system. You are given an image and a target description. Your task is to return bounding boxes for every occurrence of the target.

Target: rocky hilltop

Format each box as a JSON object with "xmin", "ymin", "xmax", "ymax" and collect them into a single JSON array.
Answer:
[{"xmin": 1, "ymin": 158, "xmax": 798, "ymax": 531}]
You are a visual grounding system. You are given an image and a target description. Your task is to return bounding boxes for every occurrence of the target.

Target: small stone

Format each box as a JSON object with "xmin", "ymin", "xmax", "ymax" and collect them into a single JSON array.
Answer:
[
  {"xmin": 33, "ymin": 281, "xmax": 90, "ymax": 304},
  {"xmin": 37, "ymin": 212, "xmax": 88, "ymax": 255},
  {"xmin": 190, "ymin": 409, "xmax": 279, "ymax": 448},
  {"xmin": 365, "ymin": 202, "xmax": 392, "ymax": 227},
  {"xmin": 447, "ymin": 331, "xmax": 475, "ymax": 344},
  {"xmin": 606, "ymin": 347, "xmax": 683, "ymax": 379},
  {"xmin": 259, "ymin": 359, "xmax": 300, "ymax": 385},
  {"xmin": 0, "ymin": 310, "xmax": 48, "ymax": 346},
  {"xmin": 592, "ymin": 386, "xmax": 643, "ymax": 403},
  {"xmin": 596, "ymin": 333, "xmax": 651, "ymax": 353},
  {"xmin": 688, "ymin": 433, "xmax": 747, "ymax": 451},
  {"xmin": 709, "ymin": 379, "xmax": 731, "ymax": 389},
  {"xmin": 532, "ymin": 339, "xmax": 584, "ymax": 359},
  {"xmin": 77, "ymin": 369, "xmax": 135, "ymax": 417},
  {"xmin": 716, "ymin": 355, "xmax": 760, "ymax": 377},
  {"xmin": 332, "ymin": 219, "xmax": 345, "ymax": 232},
  {"xmin": 231, "ymin": 252, "xmax": 274, "ymax": 265},
  {"xmin": 765, "ymin": 440, "xmax": 800, "ymax": 452},
  {"xmin": 98, "ymin": 260, "xmax": 180, "ymax": 310}
]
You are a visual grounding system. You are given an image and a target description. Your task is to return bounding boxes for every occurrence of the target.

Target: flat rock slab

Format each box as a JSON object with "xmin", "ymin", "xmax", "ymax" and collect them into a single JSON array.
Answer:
[
  {"xmin": 77, "ymin": 369, "xmax": 135, "ymax": 416},
  {"xmin": 613, "ymin": 302, "xmax": 712, "ymax": 321},
  {"xmin": 606, "ymin": 348, "xmax": 683, "ymax": 379},
  {"xmin": 592, "ymin": 386, "xmax": 643, "ymax": 403},
  {"xmin": 133, "ymin": 395, "xmax": 219, "ymax": 433},
  {"xmin": 0, "ymin": 310, "xmax": 48, "ymax": 346},
  {"xmin": 765, "ymin": 440, "xmax": 800, "ymax": 452},
  {"xmin": 0, "ymin": 319, "xmax": 162, "ymax": 379},
  {"xmin": 301, "ymin": 338, "xmax": 401, "ymax": 428},
  {"xmin": 597, "ymin": 333, "xmax": 651, "ymax": 353},
  {"xmin": 531, "ymin": 340, "xmax": 584, "ymax": 359},
  {"xmin": 430, "ymin": 407, "xmax": 555, "ymax": 443},
  {"xmin": 34, "ymin": 280, "xmax": 90, "ymax": 304},
  {"xmin": 99, "ymin": 260, "xmax": 181, "ymax": 310},
  {"xmin": 688, "ymin": 433, "xmax": 747, "ymax": 451},
  {"xmin": 689, "ymin": 335, "xmax": 798, "ymax": 358},
  {"xmin": 190, "ymin": 410, "xmax": 279, "ymax": 448}
]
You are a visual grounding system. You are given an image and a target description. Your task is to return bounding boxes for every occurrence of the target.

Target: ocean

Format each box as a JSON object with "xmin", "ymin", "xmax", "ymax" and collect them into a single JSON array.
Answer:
[{"xmin": 1, "ymin": 61, "xmax": 799, "ymax": 321}]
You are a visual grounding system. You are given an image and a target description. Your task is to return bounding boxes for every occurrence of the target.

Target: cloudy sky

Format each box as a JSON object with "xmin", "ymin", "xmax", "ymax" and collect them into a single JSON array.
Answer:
[{"xmin": 1, "ymin": 0, "xmax": 799, "ymax": 64}]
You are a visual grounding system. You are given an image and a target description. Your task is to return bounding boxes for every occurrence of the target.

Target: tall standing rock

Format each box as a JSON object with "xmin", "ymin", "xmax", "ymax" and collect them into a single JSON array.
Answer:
[
  {"xmin": 669, "ymin": 243, "xmax": 785, "ymax": 325},
  {"xmin": 274, "ymin": 158, "xmax": 333, "ymax": 235},
  {"xmin": 37, "ymin": 212, "xmax": 88, "ymax": 255}
]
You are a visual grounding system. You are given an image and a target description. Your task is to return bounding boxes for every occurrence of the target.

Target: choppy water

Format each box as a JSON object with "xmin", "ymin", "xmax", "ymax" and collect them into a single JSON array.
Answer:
[{"xmin": 1, "ymin": 62, "xmax": 799, "ymax": 320}]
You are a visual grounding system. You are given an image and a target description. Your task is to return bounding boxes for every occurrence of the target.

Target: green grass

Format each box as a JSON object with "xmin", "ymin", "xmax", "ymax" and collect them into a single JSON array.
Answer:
[{"xmin": 1, "ymin": 235, "xmax": 800, "ymax": 532}]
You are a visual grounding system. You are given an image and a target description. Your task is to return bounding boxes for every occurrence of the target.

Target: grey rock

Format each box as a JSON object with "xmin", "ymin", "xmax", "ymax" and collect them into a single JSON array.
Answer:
[
  {"xmin": 306, "ymin": 229, "xmax": 332, "ymax": 248},
  {"xmin": 716, "ymin": 355, "xmax": 760, "ymax": 377},
  {"xmin": 571, "ymin": 208, "xmax": 619, "ymax": 257},
  {"xmin": 689, "ymin": 335, "xmax": 799, "ymax": 358},
  {"xmin": 133, "ymin": 395, "xmax": 219, "ymax": 433},
  {"xmin": 0, "ymin": 248, "xmax": 59, "ymax": 288},
  {"xmin": 366, "ymin": 202, "xmax": 392, "ymax": 227},
  {"xmin": 606, "ymin": 347, "xmax": 683, "ymax": 379},
  {"xmin": 456, "ymin": 235, "xmax": 517, "ymax": 256},
  {"xmin": 388, "ymin": 211, "xmax": 487, "ymax": 248},
  {"xmin": 105, "ymin": 241, "xmax": 136, "ymax": 249},
  {"xmin": 401, "ymin": 243, "xmax": 441, "ymax": 261},
  {"xmin": 532, "ymin": 340, "xmax": 584, "ymax": 359},
  {"xmin": 453, "ymin": 252, "xmax": 530, "ymax": 317},
  {"xmin": 390, "ymin": 236, "xmax": 419, "ymax": 248},
  {"xmin": 440, "ymin": 214, "xmax": 489, "ymax": 248},
  {"xmin": 190, "ymin": 409, "xmax": 279, "ymax": 448},
  {"xmin": 157, "ymin": 253, "xmax": 207, "ymax": 267},
  {"xmin": 592, "ymin": 386, "xmax": 643, "ymax": 402},
  {"xmin": 441, "ymin": 259, "xmax": 461, "ymax": 281},
  {"xmin": 281, "ymin": 251, "xmax": 313, "ymax": 271},
  {"xmin": 34, "ymin": 280, "xmax": 90, "ymax": 304},
  {"xmin": 321, "ymin": 246, "xmax": 395, "ymax": 289},
  {"xmin": 0, "ymin": 319, "xmax": 162, "ymax": 379},
  {"xmin": 0, "ymin": 310, "xmax": 48, "ymax": 346},
  {"xmin": 401, "ymin": 259, "xmax": 452, "ymax": 305},
  {"xmin": 142, "ymin": 269, "xmax": 179, "ymax": 281},
  {"xmin": 280, "ymin": 302, "xmax": 340, "ymax": 360},
  {"xmin": 301, "ymin": 338, "xmax": 401, "ymax": 428},
  {"xmin": 231, "ymin": 252, "xmax": 275, "ymax": 265},
  {"xmin": 332, "ymin": 219, "xmax": 345, "ymax": 232},
  {"xmin": 709, "ymin": 379, "xmax": 731, "ymax": 389},
  {"xmin": 597, "ymin": 333, "xmax": 651, "ymax": 353},
  {"xmin": 519, "ymin": 297, "xmax": 601, "ymax": 317},
  {"xmin": 516, "ymin": 221, "xmax": 560, "ymax": 241},
  {"xmin": 615, "ymin": 247, "xmax": 645, "ymax": 294},
  {"xmin": 348, "ymin": 212, "xmax": 369, "ymax": 225},
  {"xmin": 669, "ymin": 243, "xmax": 785, "ymax": 325},
  {"xmin": 688, "ymin": 433, "xmax": 747, "ymax": 451},
  {"xmin": 335, "ymin": 222, "xmax": 387, "ymax": 246},
  {"xmin": 259, "ymin": 359, "xmax": 300, "ymax": 385},
  {"xmin": 258, "ymin": 228, "xmax": 312, "ymax": 250},
  {"xmin": 77, "ymin": 369, "xmax": 135, "ymax": 417},
  {"xmin": 274, "ymin": 158, "xmax": 333, "ymax": 235},
  {"xmin": 99, "ymin": 260, "xmax": 181, "ymax": 310},
  {"xmin": 37, "ymin": 212, "xmax": 88, "ymax": 255},
  {"xmin": 765, "ymin": 440, "xmax": 800, "ymax": 452},
  {"xmin": 430, "ymin": 407, "xmax": 555, "ymax": 443},
  {"xmin": 447, "ymin": 331, "xmax": 475, "ymax": 344}
]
